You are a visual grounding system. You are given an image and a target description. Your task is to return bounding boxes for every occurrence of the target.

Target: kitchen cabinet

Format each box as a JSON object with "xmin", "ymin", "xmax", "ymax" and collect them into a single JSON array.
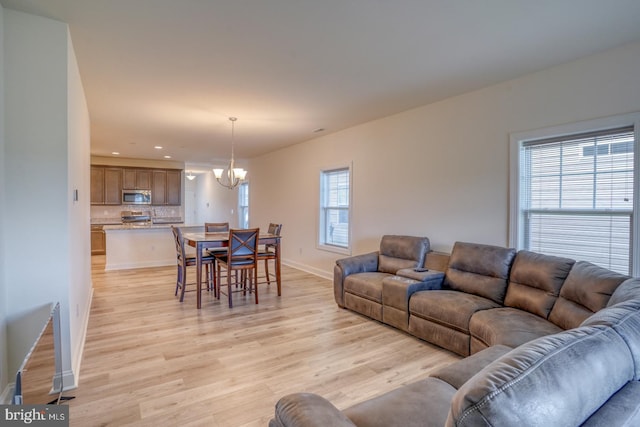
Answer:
[
  {"xmin": 123, "ymin": 169, "xmax": 151, "ymax": 190},
  {"xmin": 151, "ymin": 169, "xmax": 182, "ymax": 205},
  {"xmin": 91, "ymin": 167, "xmax": 105, "ymax": 204},
  {"xmin": 151, "ymin": 170, "xmax": 167, "ymax": 205},
  {"xmin": 166, "ymin": 170, "xmax": 182, "ymax": 205},
  {"xmin": 91, "ymin": 165, "xmax": 181, "ymax": 206},
  {"xmin": 91, "ymin": 225, "xmax": 106, "ymax": 255},
  {"xmin": 91, "ymin": 166, "xmax": 123, "ymax": 205},
  {"xmin": 104, "ymin": 168, "xmax": 123, "ymax": 205}
]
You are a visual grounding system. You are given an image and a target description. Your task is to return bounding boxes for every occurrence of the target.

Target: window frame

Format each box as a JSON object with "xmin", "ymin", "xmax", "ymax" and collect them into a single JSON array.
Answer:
[
  {"xmin": 317, "ymin": 164, "xmax": 352, "ymax": 255},
  {"xmin": 238, "ymin": 181, "xmax": 249, "ymax": 229},
  {"xmin": 509, "ymin": 112, "xmax": 640, "ymax": 276}
]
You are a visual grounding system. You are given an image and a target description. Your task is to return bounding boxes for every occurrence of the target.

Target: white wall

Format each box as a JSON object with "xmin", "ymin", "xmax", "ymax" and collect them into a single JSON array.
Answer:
[
  {"xmin": 0, "ymin": 2, "xmax": 8, "ymax": 400},
  {"xmin": 66, "ymin": 30, "xmax": 92, "ymax": 386},
  {"xmin": 3, "ymin": 9, "xmax": 91, "ymax": 390},
  {"xmin": 193, "ymin": 171, "xmax": 241, "ymax": 227},
  {"xmin": 250, "ymin": 41, "xmax": 640, "ymax": 278}
]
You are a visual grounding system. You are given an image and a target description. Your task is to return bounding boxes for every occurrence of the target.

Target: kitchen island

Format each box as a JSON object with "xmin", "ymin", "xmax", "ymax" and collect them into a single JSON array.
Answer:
[{"xmin": 103, "ymin": 223, "xmax": 200, "ymax": 271}]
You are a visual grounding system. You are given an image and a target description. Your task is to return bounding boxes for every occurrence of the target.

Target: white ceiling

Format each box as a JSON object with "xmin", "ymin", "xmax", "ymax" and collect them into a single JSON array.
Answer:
[{"xmin": 3, "ymin": 0, "xmax": 640, "ymax": 166}]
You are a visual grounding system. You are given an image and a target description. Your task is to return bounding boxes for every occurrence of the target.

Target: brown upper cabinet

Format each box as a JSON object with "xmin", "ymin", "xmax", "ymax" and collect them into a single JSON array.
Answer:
[
  {"xmin": 166, "ymin": 170, "xmax": 182, "ymax": 205},
  {"xmin": 151, "ymin": 169, "xmax": 182, "ymax": 206},
  {"xmin": 91, "ymin": 166, "xmax": 122, "ymax": 205},
  {"xmin": 151, "ymin": 170, "xmax": 167, "ymax": 205},
  {"xmin": 90, "ymin": 167, "xmax": 105, "ymax": 204},
  {"xmin": 123, "ymin": 169, "xmax": 151, "ymax": 190},
  {"xmin": 91, "ymin": 165, "xmax": 182, "ymax": 206}
]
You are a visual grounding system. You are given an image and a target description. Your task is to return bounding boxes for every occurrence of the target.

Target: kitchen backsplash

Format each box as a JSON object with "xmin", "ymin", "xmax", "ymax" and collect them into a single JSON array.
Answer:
[{"xmin": 91, "ymin": 205, "xmax": 184, "ymax": 221}]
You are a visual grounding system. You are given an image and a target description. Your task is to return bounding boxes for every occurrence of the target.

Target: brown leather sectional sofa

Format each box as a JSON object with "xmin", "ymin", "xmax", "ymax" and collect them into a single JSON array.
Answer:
[{"xmin": 269, "ymin": 237, "xmax": 640, "ymax": 426}]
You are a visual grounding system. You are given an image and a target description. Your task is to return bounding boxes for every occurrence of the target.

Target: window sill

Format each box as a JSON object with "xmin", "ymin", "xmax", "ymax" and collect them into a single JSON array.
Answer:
[{"xmin": 317, "ymin": 243, "xmax": 351, "ymax": 256}]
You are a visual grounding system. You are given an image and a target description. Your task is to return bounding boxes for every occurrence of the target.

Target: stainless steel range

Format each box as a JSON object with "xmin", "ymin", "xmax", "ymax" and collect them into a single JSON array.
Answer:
[{"xmin": 120, "ymin": 210, "xmax": 152, "ymax": 224}]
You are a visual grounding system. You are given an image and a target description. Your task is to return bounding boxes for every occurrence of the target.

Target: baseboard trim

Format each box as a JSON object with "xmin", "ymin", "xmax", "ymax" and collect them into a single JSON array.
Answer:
[
  {"xmin": 282, "ymin": 259, "xmax": 332, "ymax": 280},
  {"xmin": 105, "ymin": 258, "xmax": 174, "ymax": 271},
  {"xmin": 1, "ymin": 382, "xmax": 15, "ymax": 404},
  {"xmin": 67, "ymin": 287, "xmax": 94, "ymax": 390}
]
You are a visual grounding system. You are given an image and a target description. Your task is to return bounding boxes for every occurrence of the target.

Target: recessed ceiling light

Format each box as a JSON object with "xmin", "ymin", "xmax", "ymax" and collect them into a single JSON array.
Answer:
[
  {"xmin": 111, "ymin": 151, "xmax": 120, "ymax": 155},
  {"xmin": 154, "ymin": 146, "xmax": 163, "ymax": 149},
  {"xmin": 164, "ymin": 155, "xmax": 171, "ymax": 159}
]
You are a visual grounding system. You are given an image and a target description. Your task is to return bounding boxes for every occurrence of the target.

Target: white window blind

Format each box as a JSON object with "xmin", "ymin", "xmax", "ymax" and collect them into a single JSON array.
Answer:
[
  {"xmin": 319, "ymin": 167, "xmax": 350, "ymax": 250},
  {"xmin": 519, "ymin": 126, "xmax": 634, "ymax": 274},
  {"xmin": 238, "ymin": 182, "xmax": 249, "ymax": 228}
]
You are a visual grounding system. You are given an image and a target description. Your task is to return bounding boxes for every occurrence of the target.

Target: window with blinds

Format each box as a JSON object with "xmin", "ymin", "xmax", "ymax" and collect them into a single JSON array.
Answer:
[
  {"xmin": 319, "ymin": 167, "xmax": 351, "ymax": 252},
  {"xmin": 518, "ymin": 126, "xmax": 634, "ymax": 274},
  {"xmin": 238, "ymin": 182, "xmax": 249, "ymax": 228}
]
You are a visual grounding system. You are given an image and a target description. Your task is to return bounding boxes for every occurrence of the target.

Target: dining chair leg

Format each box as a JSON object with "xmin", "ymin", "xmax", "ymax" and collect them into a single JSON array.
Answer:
[
  {"xmin": 175, "ymin": 265, "xmax": 181, "ymax": 296},
  {"xmin": 208, "ymin": 263, "xmax": 215, "ymax": 297},
  {"xmin": 227, "ymin": 271, "xmax": 233, "ymax": 308},
  {"xmin": 212, "ymin": 260, "xmax": 218, "ymax": 297},
  {"xmin": 179, "ymin": 264, "xmax": 187, "ymax": 302},
  {"xmin": 216, "ymin": 264, "xmax": 222, "ymax": 300},
  {"xmin": 264, "ymin": 259, "xmax": 271, "ymax": 285},
  {"xmin": 254, "ymin": 267, "xmax": 259, "ymax": 304}
]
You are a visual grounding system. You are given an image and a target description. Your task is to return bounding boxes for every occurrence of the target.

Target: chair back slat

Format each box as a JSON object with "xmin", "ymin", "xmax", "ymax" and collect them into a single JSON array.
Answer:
[
  {"xmin": 205, "ymin": 222, "xmax": 230, "ymax": 232},
  {"xmin": 267, "ymin": 223, "xmax": 282, "ymax": 235},
  {"xmin": 172, "ymin": 225, "xmax": 185, "ymax": 261},
  {"xmin": 228, "ymin": 228, "xmax": 259, "ymax": 265}
]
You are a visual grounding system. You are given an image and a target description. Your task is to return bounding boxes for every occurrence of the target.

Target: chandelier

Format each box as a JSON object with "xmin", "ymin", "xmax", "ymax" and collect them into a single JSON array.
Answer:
[{"xmin": 213, "ymin": 117, "xmax": 247, "ymax": 189}]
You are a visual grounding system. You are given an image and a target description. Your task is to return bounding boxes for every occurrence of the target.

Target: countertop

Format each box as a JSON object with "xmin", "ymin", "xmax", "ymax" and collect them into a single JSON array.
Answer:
[
  {"xmin": 91, "ymin": 218, "xmax": 123, "ymax": 225},
  {"xmin": 92, "ymin": 217, "xmax": 185, "ymax": 228}
]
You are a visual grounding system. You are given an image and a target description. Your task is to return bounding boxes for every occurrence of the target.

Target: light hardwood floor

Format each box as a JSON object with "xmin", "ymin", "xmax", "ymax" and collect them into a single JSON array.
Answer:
[{"xmin": 68, "ymin": 256, "xmax": 459, "ymax": 426}]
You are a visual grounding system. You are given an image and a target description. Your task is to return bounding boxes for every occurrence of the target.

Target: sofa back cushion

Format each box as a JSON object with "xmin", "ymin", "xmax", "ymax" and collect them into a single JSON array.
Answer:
[
  {"xmin": 443, "ymin": 242, "xmax": 516, "ymax": 304},
  {"xmin": 378, "ymin": 235, "xmax": 430, "ymax": 274},
  {"xmin": 447, "ymin": 326, "xmax": 635, "ymax": 427},
  {"xmin": 504, "ymin": 251, "xmax": 575, "ymax": 318},
  {"xmin": 548, "ymin": 261, "xmax": 629, "ymax": 330},
  {"xmin": 608, "ymin": 277, "xmax": 640, "ymax": 307}
]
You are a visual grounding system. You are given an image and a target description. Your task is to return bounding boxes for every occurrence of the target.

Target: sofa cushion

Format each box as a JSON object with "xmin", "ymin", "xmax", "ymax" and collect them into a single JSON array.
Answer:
[
  {"xmin": 344, "ymin": 377, "xmax": 455, "ymax": 427},
  {"xmin": 548, "ymin": 261, "xmax": 629, "ymax": 329},
  {"xmin": 378, "ymin": 235, "xmax": 430, "ymax": 274},
  {"xmin": 581, "ymin": 381, "xmax": 640, "ymax": 427},
  {"xmin": 344, "ymin": 272, "xmax": 389, "ymax": 303},
  {"xmin": 409, "ymin": 290, "xmax": 500, "ymax": 356},
  {"xmin": 448, "ymin": 325, "xmax": 635, "ymax": 427},
  {"xmin": 504, "ymin": 250, "xmax": 574, "ymax": 318},
  {"xmin": 581, "ymin": 299, "xmax": 640, "ymax": 381},
  {"xmin": 409, "ymin": 290, "xmax": 499, "ymax": 334},
  {"xmin": 443, "ymin": 242, "xmax": 516, "ymax": 304},
  {"xmin": 469, "ymin": 307, "xmax": 563, "ymax": 352},
  {"xmin": 429, "ymin": 345, "xmax": 511, "ymax": 390}
]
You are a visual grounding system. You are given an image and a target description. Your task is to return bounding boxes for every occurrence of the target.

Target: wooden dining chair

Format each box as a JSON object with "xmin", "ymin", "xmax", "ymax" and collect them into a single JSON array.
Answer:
[
  {"xmin": 204, "ymin": 222, "xmax": 231, "ymax": 288},
  {"xmin": 171, "ymin": 226, "xmax": 216, "ymax": 302},
  {"xmin": 257, "ymin": 223, "xmax": 282, "ymax": 286},
  {"xmin": 214, "ymin": 228, "xmax": 260, "ymax": 308}
]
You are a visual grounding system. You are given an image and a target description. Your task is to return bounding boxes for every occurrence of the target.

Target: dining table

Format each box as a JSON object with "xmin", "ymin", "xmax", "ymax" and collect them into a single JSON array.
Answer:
[{"xmin": 182, "ymin": 231, "xmax": 282, "ymax": 309}]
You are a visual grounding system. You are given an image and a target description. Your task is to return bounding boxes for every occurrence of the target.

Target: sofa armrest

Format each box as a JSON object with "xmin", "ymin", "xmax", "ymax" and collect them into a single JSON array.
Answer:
[
  {"xmin": 270, "ymin": 393, "xmax": 356, "ymax": 427},
  {"xmin": 334, "ymin": 251, "xmax": 379, "ymax": 307},
  {"xmin": 396, "ymin": 268, "xmax": 445, "ymax": 287}
]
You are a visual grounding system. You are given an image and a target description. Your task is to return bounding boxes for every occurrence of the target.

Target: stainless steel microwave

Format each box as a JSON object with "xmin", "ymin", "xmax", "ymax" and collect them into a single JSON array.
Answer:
[{"xmin": 122, "ymin": 189, "xmax": 151, "ymax": 205}]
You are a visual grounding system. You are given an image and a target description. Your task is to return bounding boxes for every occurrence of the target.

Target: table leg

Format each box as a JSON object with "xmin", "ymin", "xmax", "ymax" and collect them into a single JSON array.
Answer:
[{"xmin": 196, "ymin": 241, "xmax": 203, "ymax": 309}]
